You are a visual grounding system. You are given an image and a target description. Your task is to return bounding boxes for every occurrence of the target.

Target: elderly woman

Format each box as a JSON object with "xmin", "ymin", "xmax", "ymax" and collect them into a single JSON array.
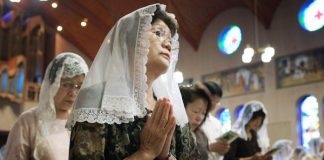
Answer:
[
  {"xmin": 224, "ymin": 101, "xmax": 271, "ymax": 160},
  {"xmin": 67, "ymin": 4, "xmax": 195, "ymax": 160},
  {"xmin": 4, "ymin": 52, "xmax": 89, "ymax": 160}
]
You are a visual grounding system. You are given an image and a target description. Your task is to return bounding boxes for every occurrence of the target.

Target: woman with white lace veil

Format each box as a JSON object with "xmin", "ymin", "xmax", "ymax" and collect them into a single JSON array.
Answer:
[
  {"xmin": 272, "ymin": 139, "xmax": 294, "ymax": 160},
  {"xmin": 224, "ymin": 101, "xmax": 271, "ymax": 160},
  {"xmin": 68, "ymin": 4, "xmax": 195, "ymax": 160},
  {"xmin": 4, "ymin": 52, "xmax": 88, "ymax": 160},
  {"xmin": 308, "ymin": 138, "xmax": 324, "ymax": 159}
]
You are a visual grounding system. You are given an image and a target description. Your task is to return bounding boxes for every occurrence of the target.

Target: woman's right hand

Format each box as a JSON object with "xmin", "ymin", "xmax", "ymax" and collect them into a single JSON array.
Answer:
[
  {"xmin": 208, "ymin": 141, "xmax": 230, "ymax": 155},
  {"xmin": 135, "ymin": 98, "xmax": 176, "ymax": 159}
]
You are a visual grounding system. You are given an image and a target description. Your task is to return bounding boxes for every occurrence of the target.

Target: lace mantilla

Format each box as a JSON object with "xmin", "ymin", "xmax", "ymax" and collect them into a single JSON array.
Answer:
[
  {"xmin": 62, "ymin": 56, "xmax": 89, "ymax": 78},
  {"xmin": 68, "ymin": 96, "xmax": 141, "ymax": 127},
  {"xmin": 132, "ymin": 8, "xmax": 154, "ymax": 118},
  {"xmin": 68, "ymin": 5, "xmax": 158, "ymax": 128}
]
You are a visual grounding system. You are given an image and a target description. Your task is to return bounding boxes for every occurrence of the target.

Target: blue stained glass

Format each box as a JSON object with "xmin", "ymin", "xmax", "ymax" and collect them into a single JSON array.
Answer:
[
  {"xmin": 298, "ymin": 95, "xmax": 321, "ymax": 148},
  {"xmin": 234, "ymin": 105, "xmax": 244, "ymax": 120},
  {"xmin": 216, "ymin": 108, "xmax": 232, "ymax": 132},
  {"xmin": 1, "ymin": 70, "xmax": 8, "ymax": 92},
  {"xmin": 218, "ymin": 25, "xmax": 242, "ymax": 55},
  {"xmin": 298, "ymin": 0, "xmax": 324, "ymax": 32},
  {"xmin": 16, "ymin": 64, "xmax": 25, "ymax": 98}
]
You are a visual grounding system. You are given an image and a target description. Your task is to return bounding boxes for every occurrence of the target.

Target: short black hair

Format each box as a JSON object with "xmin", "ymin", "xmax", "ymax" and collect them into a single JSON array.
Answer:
[
  {"xmin": 152, "ymin": 5, "xmax": 178, "ymax": 37},
  {"xmin": 203, "ymin": 81, "xmax": 223, "ymax": 98},
  {"xmin": 180, "ymin": 86, "xmax": 211, "ymax": 130},
  {"xmin": 250, "ymin": 109, "xmax": 266, "ymax": 127}
]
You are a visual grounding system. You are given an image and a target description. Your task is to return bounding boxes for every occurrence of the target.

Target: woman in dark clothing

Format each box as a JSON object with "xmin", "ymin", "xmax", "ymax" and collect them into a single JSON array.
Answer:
[
  {"xmin": 67, "ymin": 4, "xmax": 195, "ymax": 160},
  {"xmin": 224, "ymin": 101, "xmax": 271, "ymax": 160},
  {"xmin": 180, "ymin": 86, "xmax": 212, "ymax": 160}
]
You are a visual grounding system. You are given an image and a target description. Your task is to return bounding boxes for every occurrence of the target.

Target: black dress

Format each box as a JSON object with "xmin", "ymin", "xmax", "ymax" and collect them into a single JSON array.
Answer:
[
  {"xmin": 69, "ymin": 116, "xmax": 197, "ymax": 160},
  {"xmin": 223, "ymin": 130, "xmax": 261, "ymax": 160}
]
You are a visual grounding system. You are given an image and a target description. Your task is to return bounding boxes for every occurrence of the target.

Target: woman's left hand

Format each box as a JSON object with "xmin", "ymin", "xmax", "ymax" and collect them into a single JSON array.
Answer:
[{"xmin": 156, "ymin": 99, "xmax": 176, "ymax": 159}]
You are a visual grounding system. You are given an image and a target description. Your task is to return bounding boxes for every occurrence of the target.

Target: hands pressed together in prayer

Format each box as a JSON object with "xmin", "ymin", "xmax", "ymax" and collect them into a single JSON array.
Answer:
[{"xmin": 127, "ymin": 98, "xmax": 176, "ymax": 160}]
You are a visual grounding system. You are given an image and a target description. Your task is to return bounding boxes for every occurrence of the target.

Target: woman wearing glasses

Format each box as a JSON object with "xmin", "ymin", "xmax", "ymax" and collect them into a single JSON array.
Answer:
[
  {"xmin": 4, "ymin": 52, "xmax": 88, "ymax": 160},
  {"xmin": 68, "ymin": 4, "xmax": 196, "ymax": 160}
]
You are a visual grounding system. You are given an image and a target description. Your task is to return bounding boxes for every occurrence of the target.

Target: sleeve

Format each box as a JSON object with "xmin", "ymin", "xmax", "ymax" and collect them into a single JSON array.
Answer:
[
  {"xmin": 171, "ymin": 124, "xmax": 200, "ymax": 160},
  {"xmin": 223, "ymin": 139, "xmax": 239, "ymax": 160},
  {"xmin": 35, "ymin": 139, "xmax": 55, "ymax": 160},
  {"xmin": 69, "ymin": 122, "xmax": 107, "ymax": 160},
  {"xmin": 4, "ymin": 116, "xmax": 31, "ymax": 160}
]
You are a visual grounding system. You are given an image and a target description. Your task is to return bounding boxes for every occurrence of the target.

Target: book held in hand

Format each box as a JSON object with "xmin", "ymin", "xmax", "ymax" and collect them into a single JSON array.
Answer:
[
  {"xmin": 216, "ymin": 131, "xmax": 239, "ymax": 144},
  {"xmin": 264, "ymin": 147, "xmax": 282, "ymax": 156}
]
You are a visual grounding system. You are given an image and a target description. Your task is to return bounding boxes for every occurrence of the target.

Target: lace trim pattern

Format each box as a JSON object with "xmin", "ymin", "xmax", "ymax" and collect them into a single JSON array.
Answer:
[
  {"xmin": 70, "ymin": 108, "xmax": 138, "ymax": 125},
  {"xmin": 68, "ymin": 6, "xmax": 156, "ymax": 127},
  {"xmin": 62, "ymin": 56, "xmax": 89, "ymax": 78},
  {"xmin": 133, "ymin": 7, "xmax": 155, "ymax": 118},
  {"xmin": 69, "ymin": 97, "xmax": 140, "ymax": 126}
]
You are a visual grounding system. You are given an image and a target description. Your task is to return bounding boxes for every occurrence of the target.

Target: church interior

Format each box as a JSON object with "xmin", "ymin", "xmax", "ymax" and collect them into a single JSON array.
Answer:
[{"xmin": 0, "ymin": 0, "xmax": 323, "ymax": 158}]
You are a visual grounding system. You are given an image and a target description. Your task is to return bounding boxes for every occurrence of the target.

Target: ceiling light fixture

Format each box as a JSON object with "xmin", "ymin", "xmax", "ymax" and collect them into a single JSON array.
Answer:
[
  {"xmin": 57, "ymin": 25, "xmax": 63, "ymax": 32},
  {"xmin": 10, "ymin": 0, "xmax": 20, "ymax": 2},
  {"xmin": 242, "ymin": 45, "xmax": 275, "ymax": 63},
  {"xmin": 242, "ymin": 0, "xmax": 275, "ymax": 64},
  {"xmin": 81, "ymin": 18, "xmax": 88, "ymax": 27},
  {"xmin": 51, "ymin": 2, "xmax": 58, "ymax": 8}
]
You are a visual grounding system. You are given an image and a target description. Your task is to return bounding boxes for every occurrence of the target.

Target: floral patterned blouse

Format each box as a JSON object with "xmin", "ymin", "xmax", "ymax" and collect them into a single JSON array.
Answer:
[{"xmin": 69, "ymin": 112, "xmax": 197, "ymax": 160}]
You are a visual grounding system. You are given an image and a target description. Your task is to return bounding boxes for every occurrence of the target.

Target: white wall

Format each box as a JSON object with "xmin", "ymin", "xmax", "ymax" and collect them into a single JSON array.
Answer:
[{"xmin": 177, "ymin": 0, "xmax": 324, "ymax": 146}]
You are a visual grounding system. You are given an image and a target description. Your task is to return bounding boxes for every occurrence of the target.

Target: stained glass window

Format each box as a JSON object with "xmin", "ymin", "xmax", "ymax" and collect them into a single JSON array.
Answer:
[
  {"xmin": 16, "ymin": 63, "xmax": 25, "ymax": 98},
  {"xmin": 216, "ymin": 108, "xmax": 232, "ymax": 132},
  {"xmin": 297, "ymin": 95, "xmax": 321, "ymax": 148},
  {"xmin": 1, "ymin": 69, "xmax": 8, "ymax": 92},
  {"xmin": 218, "ymin": 25, "xmax": 242, "ymax": 55},
  {"xmin": 298, "ymin": 0, "xmax": 324, "ymax": 32},
  {"xmin": 234, "ymin": 104, "xmax": 244, "ymax": 120}
]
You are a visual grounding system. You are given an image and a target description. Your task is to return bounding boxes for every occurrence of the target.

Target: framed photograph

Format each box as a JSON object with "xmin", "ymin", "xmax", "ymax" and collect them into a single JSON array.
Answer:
[
  {"xmin": 202, "ymin": 63, "xmax": 264, "ymax": 97},
  {"xmin": 275, "ymin": 47, "xmax": 324, "ymax": 88}
]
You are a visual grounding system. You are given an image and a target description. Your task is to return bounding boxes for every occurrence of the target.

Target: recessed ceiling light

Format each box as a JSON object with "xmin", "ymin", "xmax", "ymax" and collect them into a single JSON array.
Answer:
[
  {"xmin": 51, "ymin": 2, "xmax": 58, "ymax": 8},
  {"xmin": 57, "ymin": 26, "xmax": 63, "ymax": 31},
  {"xmin": 81, "ymin": 18, "xmax": 88, "ymax": 27}
]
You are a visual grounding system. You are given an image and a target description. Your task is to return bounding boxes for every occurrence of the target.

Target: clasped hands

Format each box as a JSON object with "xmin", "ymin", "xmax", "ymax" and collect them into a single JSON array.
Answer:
[{"xmin": 138, "ymin": 98, "xmax": 176, "ymax": 160}]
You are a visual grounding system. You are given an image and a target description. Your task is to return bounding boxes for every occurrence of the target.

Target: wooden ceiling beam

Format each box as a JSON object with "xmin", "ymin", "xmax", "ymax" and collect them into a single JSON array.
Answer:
[{"xmin": 58, "ymin": 0, "xmax": 107, "ymax": 32}]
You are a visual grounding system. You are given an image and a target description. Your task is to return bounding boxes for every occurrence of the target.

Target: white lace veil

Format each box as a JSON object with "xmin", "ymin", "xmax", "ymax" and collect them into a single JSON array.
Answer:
[
  {"xmin": 232, "ymin": 100, "xmax": 270, "ymax": 152},
  {"xmin": 67, "ymin": 4, "xmax": 188, "ymax": 128},
  {"xmin": 308, "ymin": 137, "xmax": 324, "ymax": 157},
  {"xmin": 34, "ymin": 52, "xmax": 88, "ymax": 157},
  {"xmin": 272, "ymin": 139, "xmax": 293, "ymax": 160}
]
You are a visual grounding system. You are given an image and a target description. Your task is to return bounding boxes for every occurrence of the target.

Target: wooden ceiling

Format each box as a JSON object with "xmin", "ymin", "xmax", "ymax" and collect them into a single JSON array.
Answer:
[{"xmin": 37, "ymin": 0, "xmax": 282, "ymax": 60}]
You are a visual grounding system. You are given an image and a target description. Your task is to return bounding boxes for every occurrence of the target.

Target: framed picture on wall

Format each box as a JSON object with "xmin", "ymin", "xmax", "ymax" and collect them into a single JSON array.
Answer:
[
  {"xmin": 202, "ymin": 63, "xmax": 264, "ymax": 97},
  {"xmin": 275, "ymin": 47, "xmax": 324, "ymax": 88}
]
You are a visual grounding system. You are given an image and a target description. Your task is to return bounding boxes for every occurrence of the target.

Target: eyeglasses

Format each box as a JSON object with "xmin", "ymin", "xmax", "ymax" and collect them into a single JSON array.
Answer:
[
  {"xmin": 60, "ymin": 81, "xmax": 82, "ymax": 91},
  {"xmin": 151, "ymin": 27, "xmax": 172, "ymax": 43}
]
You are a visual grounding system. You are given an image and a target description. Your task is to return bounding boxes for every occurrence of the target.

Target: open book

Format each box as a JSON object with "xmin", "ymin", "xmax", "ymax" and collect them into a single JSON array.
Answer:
[
  {"xmin": 216, "ymin": 131, "xmax": 239, "ymax": 144},
  {"xmin": 264, "ymin": 147, "xmax": 282, "ymax": 156}
]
